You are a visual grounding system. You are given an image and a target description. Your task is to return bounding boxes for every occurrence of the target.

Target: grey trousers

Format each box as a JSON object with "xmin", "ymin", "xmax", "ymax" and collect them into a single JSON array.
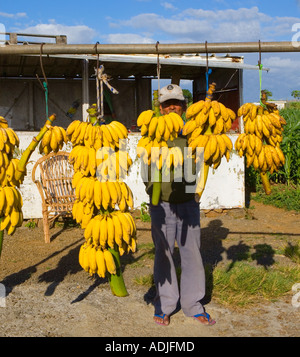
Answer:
[{"xmin": 149, "ymin": 199, "xmax": 206, "ymax": 317}]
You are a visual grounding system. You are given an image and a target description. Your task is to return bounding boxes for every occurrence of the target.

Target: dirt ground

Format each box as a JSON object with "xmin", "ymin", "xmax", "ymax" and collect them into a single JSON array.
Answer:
[{"xmin": 0, "ymin": 198, "xmax": 299, "ymax": 339}]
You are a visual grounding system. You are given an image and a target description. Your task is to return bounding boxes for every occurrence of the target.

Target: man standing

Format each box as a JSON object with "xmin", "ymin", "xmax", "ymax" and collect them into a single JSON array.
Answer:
[{"xmin": 144, "ymin": 84, "xmax": 216, "ymax": 326}]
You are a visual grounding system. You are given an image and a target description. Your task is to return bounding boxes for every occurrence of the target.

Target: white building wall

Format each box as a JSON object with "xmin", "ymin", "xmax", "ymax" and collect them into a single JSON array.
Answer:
[{"xmin": 16, "ymin": 132, "xmax": 245, "ymax": 219}]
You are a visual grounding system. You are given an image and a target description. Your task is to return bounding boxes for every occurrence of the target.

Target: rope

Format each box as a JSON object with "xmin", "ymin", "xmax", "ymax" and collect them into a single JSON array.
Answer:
[
  {"xmin": 94, "ymin": 62, "xmax": 119, "ymax": 125},
  {"xmin": 94, "ymin": 43, "xmax": 102, "ymax": 123},
  {"xmin": 36, "ymin": 43, "xmax": 49, "ymax": 119},
  {"xmin": 43, "ymin": 81, "xmax": 49, "ymax": 119},
  {"xmin": 257, "ymin": 40, "xmax": 267, "ymax": 109},
  {"xmin": 156, "ymin": 41, "xmax": 161, "ymax": 95},
  {"xmin": 258, "ymin": 63, "xmax": 263, "ymax": 100},
  {"xmin": 95, "ymin": 67, "xmax": 102, "ymax": 122},
  {"xmin": 205, "ymin": 41, "xmax": 212, "ymax": 92},
  {"xmin": 205, "ymin": 69, "xmax": 212, "ymax": 92}
]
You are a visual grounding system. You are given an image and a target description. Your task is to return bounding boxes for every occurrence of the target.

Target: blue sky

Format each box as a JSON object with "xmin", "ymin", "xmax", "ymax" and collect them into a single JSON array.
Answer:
[{"xmin": 1, "ymin": 0, "xmax": 300, "ymax": 102}]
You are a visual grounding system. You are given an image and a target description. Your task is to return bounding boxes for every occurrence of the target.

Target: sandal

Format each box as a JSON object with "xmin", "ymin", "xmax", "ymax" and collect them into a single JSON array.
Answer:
[
  {"xmin": 154, "ymin": 313, "xmax": 170, "ymax": 326},
  {"xmin": 193, "ymin": 312, "xmax": 216, "ymax": 326}
]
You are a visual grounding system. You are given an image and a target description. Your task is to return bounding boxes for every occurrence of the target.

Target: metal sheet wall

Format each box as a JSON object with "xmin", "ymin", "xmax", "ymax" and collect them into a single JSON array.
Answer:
[{"xmin": 0, "ymin": 77, "xmax": 152, "ymax": 130}]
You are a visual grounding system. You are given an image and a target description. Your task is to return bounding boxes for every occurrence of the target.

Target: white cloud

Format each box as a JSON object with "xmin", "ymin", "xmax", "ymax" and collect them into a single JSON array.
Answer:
[
  {"xmin": 242, "ymin": 52, "xmax": 300, "ymax": 101},
  {"xmin": 104, "ymin": 33, "xmax": 155, "ymax": 44},
  {"xmin": 110, "ymin": 8, "xmax": 267, "ymax": 42},
  {"xmin": 161, "ymin": 2, "xmax": 177, "ymax": 11},
  {"xmin": 262, "ymin": 55, "xmax": 300, "ymax": 71},
  {"xmin": 0, "ymin": 12, "xmax": 27, "ymax": 19},
  {"xmin": 181, "ymin": 6, "xmax": 271, "ymax": 23},
  {"xmin": 109, "ymin": 6, "xmax": 300, "ymax": 43},
  {"xmin": 19, "ymin": 21, "xmax": 97, "ymax": 44}
]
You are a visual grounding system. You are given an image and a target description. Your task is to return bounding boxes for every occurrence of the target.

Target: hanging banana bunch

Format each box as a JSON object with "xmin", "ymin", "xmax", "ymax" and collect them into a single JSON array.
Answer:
[
  {"xmin": 70, "ymin": 64, "xmax": 136, "ymax": 296},
  {"xmin": 0, "ymin": 117, "xmax": 24, "ymax": 237},
  {"xmin": 66, "ymin": 116, "xmax": 128, "ymax": 151},
  {"xmin": 39, "ymin": 125, "xmax": 68, "ymax": 154},
  {"xmin": 181, "ymin": 83, "xmax": 235, "ymax": 200},
  {"xmin": 67, "ymin": 104, "xmax": 136, "ymax": 297},
  {"xmin": 136, "ymin": 107, "xmax": 185, "ymax": 205},
  {"xmin": 235, "ymin": 93, "xmax": 286, "ymax": 195},
  {"xmin": 0, "ymin": 114, "xmax": 56, "ymax": 247},
  {"xmin": 136, "ymin": 109, "xmax": 185, "ymax": 166}
]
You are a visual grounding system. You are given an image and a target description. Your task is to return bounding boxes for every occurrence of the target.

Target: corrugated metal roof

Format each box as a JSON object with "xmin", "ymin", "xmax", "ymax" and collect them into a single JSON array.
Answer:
[{"xmin": 0, "ymin": 52, "xmax": 268, "ymax": 80}]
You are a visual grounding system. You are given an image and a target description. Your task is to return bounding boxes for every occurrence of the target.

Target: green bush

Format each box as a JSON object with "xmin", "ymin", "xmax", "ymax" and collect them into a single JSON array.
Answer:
[
  {"xmin": 285, "ymin": 101, "xmax": 300, "ymax": 110},
  {"xmin": 276, "ymin": 108, "xmax": 300, "ymax": 186},
  {"xmin": 140, "ymin": 202, "xmax": 151, "ymax": 222}
]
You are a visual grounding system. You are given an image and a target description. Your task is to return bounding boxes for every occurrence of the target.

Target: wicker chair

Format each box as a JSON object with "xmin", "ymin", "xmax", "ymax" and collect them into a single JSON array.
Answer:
[{"xmin": 32, "ymin": 151, "xmax": 76, "ymax": 243}]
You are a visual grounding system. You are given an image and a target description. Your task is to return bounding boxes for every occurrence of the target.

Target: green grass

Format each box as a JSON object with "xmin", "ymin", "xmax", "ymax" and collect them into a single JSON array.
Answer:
[
  {"xmin": 134, "ymin": 274, "xmax": 154, "ymax": 286},
  {"xmin": 211, "ymin": 262, "xmax": 300, "ymax": 308},
  {"xmin": 252, "ymin": 184, "xmax": 300, "ymax": 211},
  {"xmin": 132, "ymin": 240, "xmax": 300, "ymax": 309},
  {"xmin": 137, "ymin": 242, "xmax": 155, "ymax": 260},
  {"xmin": 133, "ymin": 261, "xmax": 300, "ymax": 308},
  {"xmin": 24, "ymin": 219, "xmax": 37, "ymax": 229},
  {"xmin": 284, "ymin": 242, "xmax": 300, "ymax": 264}
]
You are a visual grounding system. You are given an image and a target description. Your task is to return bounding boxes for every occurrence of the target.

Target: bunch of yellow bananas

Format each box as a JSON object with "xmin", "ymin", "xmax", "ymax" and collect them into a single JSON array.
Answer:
[
  {"xmin": 72, "ymin": 176, "xmax": 133, "ymax": 219},
  {"xmin": 238, "ymin": 102, "xmax": 285, "ymax": 144},
  {"xmin": 83, "ymin": 211, "xmax": 136, "ymax": 254},
  {"xmin": 137, "ymin": 137, "xmax": 170, "ymax": 168},
  {"xmin": 96, "ymin": 147, "xmax": 133, "ymax": 181},
  {"xmin": 184, "ymin": 99, "xmax": 236, "ymax": 136},
  {"xmin": 66, "ymin": 120, "xmax": 128, "ymax": 150},
  {"xmin": 69, "ymin": 145, "xmax": 98, "ymax": 176},
  {"xmin": 0, "ymin": 125, "xmax": 20, "ymax": 156},
  {"xmin": 69, "ymin": 144, "xmax": 132, "ymax": 180},
  {"xmin": 0, "ymin": 123, "xmax": 25, "ymax": 187},
  {"xmin": 182, "ymin": 92, "xmax": 234, "ymax": 170},
  {"xmin": 0, "ymin": 116, "xmax": 9, "ymax": 129},
  {"xmin": 39, "ymin": 126, "xmax": 67, "ymax": 154},
  {"xmin": 235, "ymin": 134, "xmax": 285, "ymax": 173},
  {"xmin": 136, "ymin": 110, "xmax": 184, "ymax": 169},
  {"xmin": 71, "ymin": 178, "xmax": 134, "ymax": 229},
  {"xmin": 78, "ymin": 211, "xmax": 136, "ymax": 277},
  {"xmin": 79, "ymin": 242, "xmax": 118, "ymax": 277},
  {"xmin": 155, "ymin": 145, "xmax": 184, "ymax": 171},
  {"xmin": 0, "ymin": 116, "xmax": 24, "ymax": 235},
  {"xmin": 178, "ymin": 82, "xmax": 235, "ymax": 200},
  {"xmin": 137, "ymin": 110, "xmax": 184, "ymax": 142},
  {"xmin": 67, "ymin": 115, "xmax": 136, "ymax": 281},
  {"xmin": 68, "ymin": 125, "xmax": 134, "ymax": 224},
  {"xmin": 236, "ymin": 102, "xmax": 286, "ymax": 194},
  {"xmin": 235, "ymin": 103, "xmax": 286, "ymax": 174},
  {"xmin": 0, "ymin": 175, "xmax": 23, "ymax": 235},
  {"xmin": 67, "ymin": 121, "xmax": 102, "ymax": 150},
  {"xmin": 192, "ymin": 133, "xmax": 233, "ymax": 170},
  {"xmin": 1, "ymin": 158, "xmax": 26, "ymax": 187}
]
